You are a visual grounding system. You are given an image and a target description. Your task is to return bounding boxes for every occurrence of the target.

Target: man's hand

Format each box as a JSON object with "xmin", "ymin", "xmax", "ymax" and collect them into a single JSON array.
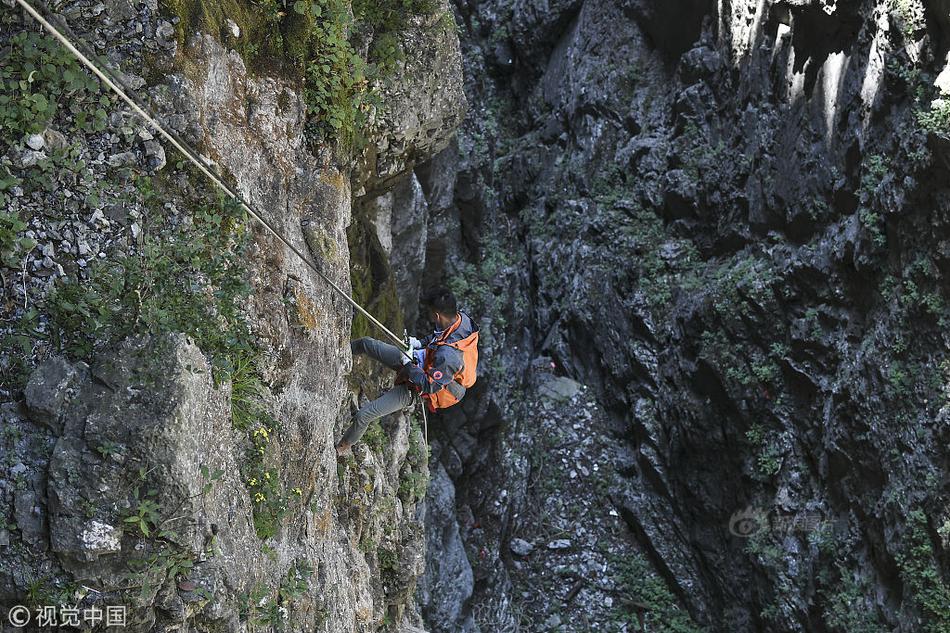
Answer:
[
  {"xmin": 396, "ymin": 364, "xmax": 426, "ymax": 390},
  {"xmin": 407, "ymin": 336, "xmax": 422, "ymax": 350}
]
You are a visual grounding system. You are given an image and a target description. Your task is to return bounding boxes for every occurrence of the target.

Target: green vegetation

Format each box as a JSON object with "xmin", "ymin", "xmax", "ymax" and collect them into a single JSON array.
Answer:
[
  {"xmin": 0, "ymin": 211, "xmax": 35, "ymax": 267},
  {"xmin": 890, "ymin": 0, "xmax": 926, "ymax": 42},
  {"xmin": 405, "ymin": 421, "xmax": 427, "ymax": 465},
  {"xmin": 820, "ymin": 563, "xmax": 887, "ymax": 633},
  {"xmin": 397, "ymin": 468, "xmax": 427, "ymax": 504},
  {"xmin": 119, "ymin": 465, "xmax": 223, "ymax": 604},
  {"xmin": 47, "ymin": 175, "xmax": 254, "ymax": 376},
  {"xmin": 744, "ymin": 423, "xmax": 787, "ymax": 479},
  {"xmin": 297, "ymin": 0, "xmax": 371, "ymax": 150},
  {"xmin": 353, "ymin": 0, "xmax": 438, "ymax": 73},
  {"xmin": 447, "ymin": 231, "xmax": 518, "ymax": 345},
  {"xmin": 607, "ymin": 552, "xmax": 703, "ymax": 633},
  {"xmin": 230, "ymin": 354, "xmax": 270, "ymax": 431},
  {"xmin": 377, "ymin": 546, "xmax": 399, "ymax": 573},
  {"xmin": 0, "ymin": 28, "xmax": 115, "ymax": 207},
  {"xmin": 123, "ymin": 487, "xmax": 162, "ymax": 538},
  {"xmin": 0, "ymin": 30, "xmax": 107, "ymax": 137},
  {"xmin": 161, "ymin": 0, "xmax": 441, "ymax": 150},
  {"xmin": 917, "ymin": 99, "xmax": 950, "ymax": 136},
  {"xmin": 857, "ymin": 154, "xmax": 890, "ymax": 248},
  {"xmin": 679, "ymin": 122, "xmax": 730, "ymax": 184},
  {"xmin": 708, "ymin": 255, "xmax": 776, "ymax": 319},
  {"xmin": 362, "ymin": 420, "xmax": 388, "ymax": 452},
  {"xmin": 347, "ymin": 211, "xmax": 403, "ymax": 339},
  {"xmin": 897, "ymin": 510, "xmax": 950, "ymax": 632}
]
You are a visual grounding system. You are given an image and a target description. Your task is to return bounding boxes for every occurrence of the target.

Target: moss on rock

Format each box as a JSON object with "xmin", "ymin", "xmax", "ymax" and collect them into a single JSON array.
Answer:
[{"xmin": 347, "ymin": 210, "xmax": 403, "ymax": 340}]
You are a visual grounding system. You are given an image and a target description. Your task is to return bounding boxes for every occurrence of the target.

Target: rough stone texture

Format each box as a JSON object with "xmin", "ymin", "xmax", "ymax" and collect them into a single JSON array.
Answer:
[
  {"xmin": 413, "ymin": 0, "xmax": 950, "ymax": 631},
  {"xmin": 362, "ymin": 174, "xmax": 431, "ymax": 328},
  {"xmin": 415, "ymin": 462, "xmax": 475, "ymax": 633},
  {"xmin": 0, "ymin": 0, "xmax": 463, "ymax": 630},
  {"xmin": 24, "ymin": 358, "xmax": 84, "ymax": 434},
  {"xmin": 355, "ymin": 0, "xmax": 468, "ymax": 197}
]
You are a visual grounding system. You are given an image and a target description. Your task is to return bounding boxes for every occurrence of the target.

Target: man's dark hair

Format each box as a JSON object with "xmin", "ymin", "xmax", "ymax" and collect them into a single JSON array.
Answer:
[{"xmin": 421, "ymin": 286, "xmax": 457, "ymax": 315}]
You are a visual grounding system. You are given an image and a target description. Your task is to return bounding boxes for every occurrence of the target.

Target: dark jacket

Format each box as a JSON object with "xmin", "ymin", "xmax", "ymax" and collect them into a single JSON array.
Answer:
[{"xmin": 408, "ymin": 312, "xmax": 476, "ymax": 396}]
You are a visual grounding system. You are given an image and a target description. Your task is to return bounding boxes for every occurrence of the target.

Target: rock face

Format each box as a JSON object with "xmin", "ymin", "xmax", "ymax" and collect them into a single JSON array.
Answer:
[
  {"xmin": 407, "ymin": 0, "xmax": 950, "ymax": 631},
  {"xmin": 415, "ymin": 462, "xmax": 475, "ymax": 633},
  {"xmin": 355, "ymin": 0, "xmax": 468, "ymax": 197},
  {"xmin": 0, "ymin": 1, "xmax": 462, "ymax": 631}
]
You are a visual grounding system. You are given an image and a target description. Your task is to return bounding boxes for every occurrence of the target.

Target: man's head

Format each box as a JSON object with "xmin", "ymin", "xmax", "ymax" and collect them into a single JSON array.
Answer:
[{"xmin": 421, "ymin": 286, "xmax": 458, "ymax": 330}]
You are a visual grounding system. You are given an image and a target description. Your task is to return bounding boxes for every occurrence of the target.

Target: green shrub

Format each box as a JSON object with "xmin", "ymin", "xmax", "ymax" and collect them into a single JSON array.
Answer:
[
  {"xmin": 362, "ymin": 420, "xmax": 388, "ymax": 452},
  {"xmin": 606, "ymin": 552, "xmax": 703, "ymax": 633},
  {"xmin": 298, "ymin": 0, "xmax": 371, "ymax": 150},
  {"xmin": 917, "ymin": 99, "xmax": 950, "ymax": 136},
  {"xmin": 0, "ymin": 31, "xmax": 106, "ymax": 137},
  {"xmin": 397, "ymin": 469, "xmax": 427, "ymax": 503},
  {"xmin": 897, "ymin": 510, "xmax": 950, "ymax": 631}
]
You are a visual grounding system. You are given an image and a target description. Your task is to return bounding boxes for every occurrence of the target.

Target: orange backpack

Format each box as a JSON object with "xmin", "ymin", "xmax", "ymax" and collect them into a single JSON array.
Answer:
[{"xmin": 422, "ymin": 315, "xmax": 479, "ymax": 411}]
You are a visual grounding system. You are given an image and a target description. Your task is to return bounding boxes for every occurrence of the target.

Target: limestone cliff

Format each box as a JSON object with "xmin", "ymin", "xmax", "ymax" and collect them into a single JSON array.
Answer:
[{"xmin": 0, "ymin": 0, "xmax": 463, "ymax": 630}]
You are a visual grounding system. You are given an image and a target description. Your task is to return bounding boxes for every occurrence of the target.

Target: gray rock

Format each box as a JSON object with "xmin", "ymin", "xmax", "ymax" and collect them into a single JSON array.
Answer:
[
  {"xmin": 546, "ymin": 539, "xmax": 572, "ymax": 550},
  {"xmin": 417, "ymin": 462, "xmax": 475, "ymax": 633},
  {"xmin": 155, "ymin": 20, "xmax": 175, "ymax": 44},
  {"xmin": 43, "ymin": 128, "xmax": 67, "ymax": 151},
  {"xmin": 14, "ymin": 489, "xmax": 45, "ymax": 548},
  {"xmin": 24, "ymin": 357, "xmax": 82, "ymax": 433},
  {"xmin": 538, "ymin": 376, "xmax": 581, "ymax": 402},
  {"xmin": 108, "ymin": 151, "xmax": 137, "ymax": 167},
  {"xmin": 510, "ymin": 537, "xmax": 534, "ymax": 556},
  {"xmin": 144, "ymin": 139, "xmax": 166, "ymax": 170},
  {"xmin": 354, "ymin": 0, "xmax": 467, "ymax": 195},
  {"xmin": 19, "ymin": 149, "xmax": 45, "ymax": 168},
  {"xmin": 26, "ymin": 133, "xmax": 45, "ymax": 150}
]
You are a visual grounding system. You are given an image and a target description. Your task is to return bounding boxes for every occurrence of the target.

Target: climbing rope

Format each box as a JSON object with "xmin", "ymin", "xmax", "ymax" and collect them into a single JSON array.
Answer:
[{"xmin": 13, "ymin": 0, "xmax": 431, "ymax": 441}]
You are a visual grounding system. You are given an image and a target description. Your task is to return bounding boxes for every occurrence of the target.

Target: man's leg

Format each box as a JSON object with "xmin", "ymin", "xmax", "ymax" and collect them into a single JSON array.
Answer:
[
  {"xmin": 351, "ymin": 337, "xmax": 407, "ymax": 370},
  {"xmin": 338, "ymin": 384, "xmax": 415, "ymax": 450}
]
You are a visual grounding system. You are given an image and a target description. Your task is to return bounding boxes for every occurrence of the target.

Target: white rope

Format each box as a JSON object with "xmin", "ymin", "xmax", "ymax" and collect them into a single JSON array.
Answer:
[{"xmin": 12, "ymin": 0, "xmax": 411, "ymax": 356}]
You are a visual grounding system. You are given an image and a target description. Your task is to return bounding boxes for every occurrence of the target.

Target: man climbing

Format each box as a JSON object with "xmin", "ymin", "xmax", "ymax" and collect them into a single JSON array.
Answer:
[{"xmin": 335, "ymin": 286, "xmax": 479, "ymax": 456}]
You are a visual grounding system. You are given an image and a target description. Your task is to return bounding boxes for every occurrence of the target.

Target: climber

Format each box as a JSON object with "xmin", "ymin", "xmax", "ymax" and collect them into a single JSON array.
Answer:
[{"xmin": 335, "ymin": 286, "xmax": 479, "ymax": 456}]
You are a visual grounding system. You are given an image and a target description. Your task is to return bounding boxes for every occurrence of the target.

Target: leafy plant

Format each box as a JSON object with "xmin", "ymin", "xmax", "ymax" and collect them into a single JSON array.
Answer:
[
  {"xmin": 0, "ymin": 31, "xmax": 106, "ymax": 137},
  {"xmin": 397, "ymin": 469, "xmax": 428, "ymax": 504},
  {"xmin": 362, "ymin": 420, "xmax": 388, "ymax": 452},
  {"xmin": 897, "ymin": 509, "xmax": 950, "ymax": 631},
  {"xmin": 606, "ymin": 552, "xmax": 703, "ymax": 633},
  {"xmin": 0, "ymin": 211, "xmax": 35, "ymax": 268},
  {"xmin": 124, "ymin": 489, "xmax": 162, "ymax": 537},
  {"xmin": 298, "ymin": 0, "xmax": 371, "ymax": 151},
  {"xmin": 917, "ymin": 99, "xmax": 950, "ymax": 136}
]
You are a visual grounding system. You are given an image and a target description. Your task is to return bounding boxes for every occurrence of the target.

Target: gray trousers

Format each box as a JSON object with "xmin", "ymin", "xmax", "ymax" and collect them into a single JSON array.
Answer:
[{"xmin": 341, "ymin": 337, "xmax": 415, "ymax": 445}]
